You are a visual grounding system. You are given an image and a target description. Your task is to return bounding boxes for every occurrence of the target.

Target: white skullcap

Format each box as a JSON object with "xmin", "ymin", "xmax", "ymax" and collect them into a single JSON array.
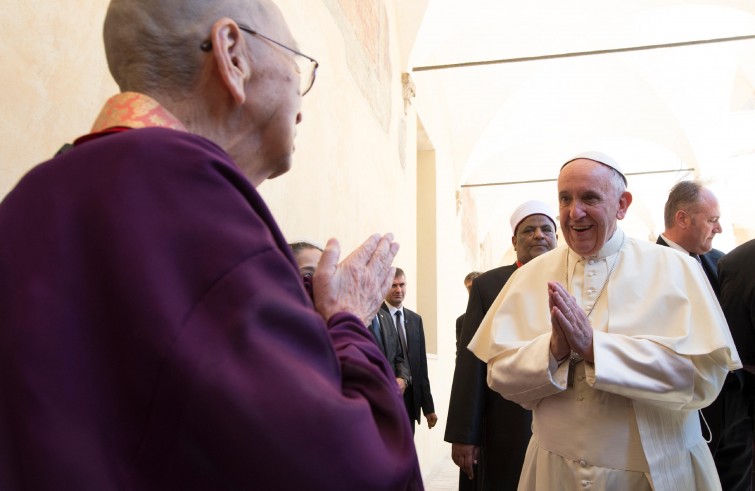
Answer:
[
  {"xmin": 510, "ymin": 200, "xmax": 557, "ymax": 235},
  {"xmin": 561, "ymin": 150, "xmax": 627, "ymax": 185}
]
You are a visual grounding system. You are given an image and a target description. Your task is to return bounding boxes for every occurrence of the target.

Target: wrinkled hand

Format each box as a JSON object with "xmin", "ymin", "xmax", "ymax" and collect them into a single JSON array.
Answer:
[
  {"xmin": 425, "ymin": 412, "xmax": 438, "ymax": 429},
  {"xmin": 548, "ymin": 282, "xmax": 594, "ymax": 362},
  {"xmin": 313, "ymin": 234, "xmax": 399, "ymax": 325},
  {"xmin": 451, "ymin": 443, "xmax": 480, "ymax": 479}
]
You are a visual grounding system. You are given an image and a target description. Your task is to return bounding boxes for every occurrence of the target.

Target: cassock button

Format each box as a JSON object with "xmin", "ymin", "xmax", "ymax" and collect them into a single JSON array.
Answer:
[
  {"xmin": 577, "ymin": 394, "xmax": 584, "ymax": 401},
  {"xmin": 587, "ymin": 288, "xmax": 596, "ymax": 295},
  {"xmin": 588, "ymin": 259, "xmax": 595, "ymax": 265},
  {"xmin": 580, "ymin": 460, "xmax": 587, "ymax": 467},
  {"xmin": 578, "ymin": 375, "xmax": 585, "ymax": 382}
]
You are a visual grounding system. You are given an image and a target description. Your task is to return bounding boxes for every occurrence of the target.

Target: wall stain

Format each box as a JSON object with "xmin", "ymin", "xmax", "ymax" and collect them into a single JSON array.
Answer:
[{"xmin": 323, "ymin": 0, "xmax": 392, "ymax": 132}]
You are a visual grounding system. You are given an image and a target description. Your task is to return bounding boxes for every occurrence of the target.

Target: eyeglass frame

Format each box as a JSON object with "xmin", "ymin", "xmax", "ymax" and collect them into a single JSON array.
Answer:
[{"xmin": 200, "ymin": 23, "xmax": 319, "ymax": 96}]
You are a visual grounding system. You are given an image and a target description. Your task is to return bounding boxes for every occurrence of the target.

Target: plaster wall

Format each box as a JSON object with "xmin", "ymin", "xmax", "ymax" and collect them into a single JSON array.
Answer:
[
  {"xmin": 411, "ymin": 55, "xmax": 481, "ymax": 476},
  {"xmin": 413, "ymin": 125, "xmax": 474, "ymax": 477},
  {"xmin": 1, "ymin": 1, "xmax": 117, "ymax": 197}
]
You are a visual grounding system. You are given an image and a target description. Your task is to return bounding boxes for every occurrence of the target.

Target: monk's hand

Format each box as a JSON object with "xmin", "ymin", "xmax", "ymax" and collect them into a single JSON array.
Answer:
[
  {"xmin": 451, "ymin": 443, "xmax": 480, "ymax": 479},
  {"xmin": 548, "ymin": 282, "xmax": 594, "ymax": 362},
  {"xmin": 313, "ymin": 234, "xmax": 399, "ymax": 325}
]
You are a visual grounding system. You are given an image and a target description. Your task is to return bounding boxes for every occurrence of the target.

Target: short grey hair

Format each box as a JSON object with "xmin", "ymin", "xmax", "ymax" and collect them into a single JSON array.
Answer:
[
  {"xmin": 604, "ymin": 164, "xmax": 627, "ymax": 201},
  {"xmin": 664, "ymin": 180, "xmax": 705, "ymax": 229}
]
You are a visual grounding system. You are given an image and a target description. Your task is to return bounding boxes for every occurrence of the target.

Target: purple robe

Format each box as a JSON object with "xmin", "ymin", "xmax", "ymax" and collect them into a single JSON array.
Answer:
[{"xmin": 0, "ymin": 127, "xmax": 422, "ymax": 490}]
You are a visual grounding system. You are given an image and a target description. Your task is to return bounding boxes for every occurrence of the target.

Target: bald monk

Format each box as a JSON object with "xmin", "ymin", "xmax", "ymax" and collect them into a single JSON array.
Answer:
[{"xmin": 0, "ymin": 1, "xmax": 421, "ymax": 489}]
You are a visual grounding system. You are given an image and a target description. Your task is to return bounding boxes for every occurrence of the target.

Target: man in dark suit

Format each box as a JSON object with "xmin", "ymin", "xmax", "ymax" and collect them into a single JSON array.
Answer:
[
  {"xmin": 720, "ymin": 238, "xmax": 755, "ymax": 391},
  {"xmin": 445, "ymin": 200, "xmax": 558, "ymax": 490},
  {"xmin": 371, "ymin": 309, "xmax": 411, "ymax": 393},
  {"xmin": 657, "ymin": 180, "xmax": 751, "ymax": 490},
  {"xmin": 456, "ymin": 271, "xmax": 481, "ymax": 358},
  {"xmin": 718, "ymin": 238, "xmax": 755, "ymax": 491},
  {"xmin": 382, "ymin": 268, "xmax": 437, "ymax": 433}
]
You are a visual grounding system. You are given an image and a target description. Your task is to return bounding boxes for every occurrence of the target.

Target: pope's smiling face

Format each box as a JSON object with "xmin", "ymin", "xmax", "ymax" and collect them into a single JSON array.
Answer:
[{"xmin": 557, "ymin": 159, "xmax": 632, "ymax": 257}]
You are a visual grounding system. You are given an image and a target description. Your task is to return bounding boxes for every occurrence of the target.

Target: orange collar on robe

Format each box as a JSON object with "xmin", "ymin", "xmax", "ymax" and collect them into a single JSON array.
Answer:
[{"xmin": 74, "ymin": 92, "xmax": 187, "ymax": 145}]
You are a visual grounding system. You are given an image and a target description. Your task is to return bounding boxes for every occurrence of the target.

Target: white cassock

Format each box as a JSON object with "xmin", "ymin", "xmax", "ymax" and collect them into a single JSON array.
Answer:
[{"xmin": 469, "ymin": 229, "xmax": 741, "ymax": 491}]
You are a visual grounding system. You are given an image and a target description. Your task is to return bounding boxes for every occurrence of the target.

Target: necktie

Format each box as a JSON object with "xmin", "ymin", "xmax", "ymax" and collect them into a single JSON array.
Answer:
[
  {"xmin": 690, "ymin": 252, "xmax": 702, "ymax": 263},
  {"xmin": 395, "ymin": 310, "xmax": 409, "ymax": 357}
]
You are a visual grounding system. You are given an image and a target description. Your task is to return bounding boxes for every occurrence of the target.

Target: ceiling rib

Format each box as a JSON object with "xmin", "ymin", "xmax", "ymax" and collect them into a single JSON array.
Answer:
[
  {"xmin": 413, "ymin": 34, "xmax": 755, "ymax": 72},
  {"xmin": 462, "ymin": 168, "xmax": 696, "ymax": 188}
]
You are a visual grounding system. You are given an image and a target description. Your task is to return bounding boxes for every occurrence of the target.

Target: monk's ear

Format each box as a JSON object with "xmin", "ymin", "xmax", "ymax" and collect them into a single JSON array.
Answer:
[
  {"xmin": 616, "ymin": 191, "xmax": 632, "ymax": 220},
  {"xmin": 511, "ymin": 235, "xmax": 517, "ymax": 250},
  {"xmin": 209, "ymin": 19, "xmax": 249, "ymax": 105}
]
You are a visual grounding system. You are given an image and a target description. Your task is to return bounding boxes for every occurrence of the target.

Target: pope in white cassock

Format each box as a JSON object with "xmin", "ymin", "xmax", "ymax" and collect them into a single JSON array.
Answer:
[{"xmin": 469, "ymin": 152, "xmax": 741, "ymax": 491}]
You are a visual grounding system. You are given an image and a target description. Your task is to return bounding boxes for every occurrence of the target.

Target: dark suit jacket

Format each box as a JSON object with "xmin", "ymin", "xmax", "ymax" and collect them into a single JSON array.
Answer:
[
  {"xmin": 445, "ymin": 264, "xmax": 532, "ymax": 491},
  {"xmin": 382, "ymin": 303, "xmax": 435, "ymax": 422},
  {"xmin": 455, "ymin": 313, "xmax": 465, "ymax": 358},
  {"xmin": 374, "ymin": 308, "xmax": 411, "ymax": 383},
  {"xmin": 719, "ymin": 239, "xmax": 755, "ymax": 395},
  {"xmin": 656, "ymin": 236, "xmax": 724, "ymax": 297}
]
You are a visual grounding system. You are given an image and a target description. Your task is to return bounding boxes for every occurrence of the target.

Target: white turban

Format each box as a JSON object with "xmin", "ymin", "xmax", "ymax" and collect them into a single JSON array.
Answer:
[{"xmin": 510, "ymin": 200, "xmax": 557, "ymax": 235}]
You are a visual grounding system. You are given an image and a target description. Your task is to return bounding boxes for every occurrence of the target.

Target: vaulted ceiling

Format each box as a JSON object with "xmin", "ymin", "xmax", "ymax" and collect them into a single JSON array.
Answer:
[{"xmin": 402, "ymin": 0, "xmax": 755, "ymax": 257}]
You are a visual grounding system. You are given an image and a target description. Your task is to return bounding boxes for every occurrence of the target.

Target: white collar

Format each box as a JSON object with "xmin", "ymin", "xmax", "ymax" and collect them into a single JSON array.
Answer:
[
  {"xmin": 659, "ymin": 234, "xmax": 689, "ymax": 255},
  {"xmin": 385, "ymin": 304, "xmax": 403, "ymax": 317},
  {"xmin": 567, "ymin": 227, "xmax": 625, "ymax": 262}
]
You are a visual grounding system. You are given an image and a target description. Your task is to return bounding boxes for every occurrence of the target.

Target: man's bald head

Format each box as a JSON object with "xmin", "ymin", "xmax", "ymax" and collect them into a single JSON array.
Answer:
[
  {"xmin": 103, "ymin": 0, "xmax": 305, "ymax": 187},
  {"xmin": 103, "ymin": 0, "xmax": 274, "ymax": 95}
]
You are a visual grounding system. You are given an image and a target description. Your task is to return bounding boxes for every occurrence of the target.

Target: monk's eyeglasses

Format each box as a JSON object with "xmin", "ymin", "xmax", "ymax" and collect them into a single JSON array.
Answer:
[{"xmin": 201, "ymin": 24, "xmax": 319, "ymax": 96}]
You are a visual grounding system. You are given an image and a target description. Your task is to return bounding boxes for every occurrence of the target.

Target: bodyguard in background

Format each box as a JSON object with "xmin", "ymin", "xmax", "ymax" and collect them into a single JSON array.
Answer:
[
  {"xmin": 656, "ymin": 180, "xmax": 724, "ymax": 295},
  {"xmin": 383, "ymin": 268, "xmax": 437, "ymax": 434},
  {"xmin": 371, "ymin": 308, "xmax": 411, "ymax": 394},
  {"xmin": 656, "ymin": 180, "xmax": 750, "ymax": 490}
]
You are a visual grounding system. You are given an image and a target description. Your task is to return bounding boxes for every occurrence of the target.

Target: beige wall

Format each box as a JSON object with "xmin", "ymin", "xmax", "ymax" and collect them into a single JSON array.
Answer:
[
  {"xmin": 417, "ymin": 149, "xmax": 437, "ymax": 354},
  {"xmin": 1, "ymin": 1, "xmax": 118, "ymax": 198},
  {"xmin": 2, "ymin": 0, "xmax": 455, "ymax": 481}
]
